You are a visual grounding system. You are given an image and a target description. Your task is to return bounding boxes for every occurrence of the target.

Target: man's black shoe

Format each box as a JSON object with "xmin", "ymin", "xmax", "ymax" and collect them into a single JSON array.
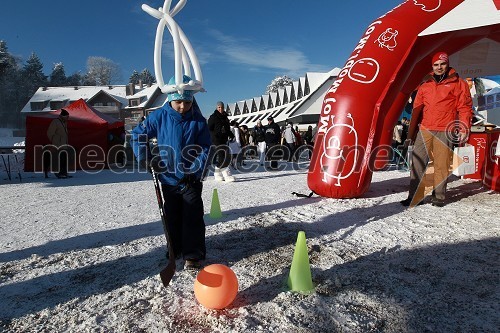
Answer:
[
  {"xmin": 400, "ymin": 198, "xmax": 424, "ymax": 207},
  {"xmin": 431, "ymin": 199, "xmax": 445, "ymax": 207}
]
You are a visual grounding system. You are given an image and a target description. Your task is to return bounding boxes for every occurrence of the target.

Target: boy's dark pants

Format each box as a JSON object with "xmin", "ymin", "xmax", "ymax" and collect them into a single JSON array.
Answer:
[{"xmin": 161, "ymin": 181, "xmax": 206, "ymax": 260}]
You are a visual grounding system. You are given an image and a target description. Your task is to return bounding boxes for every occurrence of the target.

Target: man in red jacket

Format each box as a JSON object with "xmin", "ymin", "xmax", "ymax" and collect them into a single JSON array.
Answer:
[{"xmin": 401, "ymin": 51, "xmax": 472, "ymax": 207}]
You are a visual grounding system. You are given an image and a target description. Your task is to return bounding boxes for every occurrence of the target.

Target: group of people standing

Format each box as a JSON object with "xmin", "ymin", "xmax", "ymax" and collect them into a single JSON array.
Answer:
[
  {"xmin": 207, "ymin": 102, "xmax": 285, "ymax": 180},
  {"xmin": 208, "ymin": 101, "xmax": 317, "ymax": 180}
]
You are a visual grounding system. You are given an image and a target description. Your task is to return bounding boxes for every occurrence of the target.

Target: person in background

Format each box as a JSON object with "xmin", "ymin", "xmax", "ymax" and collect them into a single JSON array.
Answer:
[
  {"xmin": 282, "ymin": 122, "xmax": 296, "ymax": 161},
  {"xmin": 207, "ymin": 101, "xmax": 235, "ymax": 182},
  {"xmin": 239, "ymin": 125, "xmax": 249, "ymax": 166},
  {"xmin": 130, "ymin": 75, "xmax": 211, "ymax": 269},
  {"xmin": 228, "ymin": 120, "xmax": 242, "ymax": 170},
  {"xmin": 391, "ymin": 120, "xmax": 403, "ymax": 163},
  {"xmin": 294, "ymin": 125, "xmax": 303, "ymax": 147},
  {"xmin": 46, "ymin": 109, "xmax": 70, "ymax": 179},
  {"xmin": 303, "ymin": 125, "xmax": 314, "ymax": 159},
  {"xmin": 400, "ymin": 52, "xmax": 473, "ymax": 207},
  {"xmin": 264, "ymin": 116, "xmax": 281, "ymax": 169},
  {"xmin": 254, "ymin": 120, "xmax": 267, "ymax": 166},
  {"xmin": 400, "ymin": 117, "xmax": 409, "ymax": 143}
]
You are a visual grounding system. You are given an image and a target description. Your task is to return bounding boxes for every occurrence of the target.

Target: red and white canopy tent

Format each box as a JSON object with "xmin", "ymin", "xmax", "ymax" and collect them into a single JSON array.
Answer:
[{"xmin": 308, "ymin": 0, "xmax": 500, "ymax": 198}]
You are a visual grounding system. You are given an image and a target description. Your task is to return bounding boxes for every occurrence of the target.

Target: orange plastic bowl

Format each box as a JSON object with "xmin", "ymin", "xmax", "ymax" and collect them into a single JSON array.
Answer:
[{"xmin": 194, "ymin": 264, "xmax": 238, "ymax": 309}]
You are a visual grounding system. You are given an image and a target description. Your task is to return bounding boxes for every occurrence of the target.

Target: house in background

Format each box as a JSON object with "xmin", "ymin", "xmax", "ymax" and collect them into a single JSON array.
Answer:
[
  {"xmin": 21, "ymin": 82, "xmax": 168, "ymax": 130},
  {"xmin": 477, "ymin": 86, "xmax": 500, "ymax": 126},
  {"xmin": 227, "ymin": 68, "xmax": 341, "ymax": 130}
]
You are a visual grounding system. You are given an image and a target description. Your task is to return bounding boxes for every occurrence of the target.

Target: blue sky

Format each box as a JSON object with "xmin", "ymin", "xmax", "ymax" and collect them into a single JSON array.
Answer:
[{"xmin": 0, "ymin": 0, "xmax": 442, "ymax": 116}]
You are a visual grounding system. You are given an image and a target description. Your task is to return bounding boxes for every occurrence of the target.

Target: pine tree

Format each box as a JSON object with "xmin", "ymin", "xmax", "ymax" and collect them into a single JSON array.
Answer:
[
  {"xmin": 21, "ymin": 52, "xmax": 48, "ymax": 93},
  {"xmin": 140, "ymin": 68, "xmax": 156, "ymax": 85},
  {"xmin": 129, "ymin": 70, "xmax": 140, "ymax": 84},
  {"xmin": 66, "ymin": 72, "xmax": 83, "ymax": 86},
  {"xmin": 0, "ymin": 40, "xmax": 22, "ymax": 127},
  {"xmin": 473, "ymin": 78, "xmax": 486, "ymax": 96},
  {"xmin": 0, "ymin": 40, "xmax": 18, "ymax": 77},
  {"xmin": 49, "ymin": 62, "xmax": 67, "ymax": 86}
]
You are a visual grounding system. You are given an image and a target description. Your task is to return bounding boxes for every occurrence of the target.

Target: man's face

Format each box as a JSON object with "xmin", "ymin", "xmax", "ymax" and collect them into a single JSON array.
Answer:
[
  {"xmin": 171, "ymin": 100, "xmax": 193, "ymax": 114},
  {"xmin": 216, "ymin": 105, "xmax": 224, "ymax": 113},
  {"xmin": 432, "ymin": 60, "xmax": 448, "ymax": 76}
]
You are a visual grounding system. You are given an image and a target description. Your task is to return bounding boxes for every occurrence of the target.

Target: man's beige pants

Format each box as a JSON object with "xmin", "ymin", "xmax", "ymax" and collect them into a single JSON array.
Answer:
[{"xmin": 408, "ymin": 130, "xmax": 452, "ymax": 204}]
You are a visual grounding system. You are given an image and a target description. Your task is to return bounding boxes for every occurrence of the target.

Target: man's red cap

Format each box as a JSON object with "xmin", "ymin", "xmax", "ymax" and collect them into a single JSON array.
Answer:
[{"xmin": 432, "ymin": 52, "xmax": 449, "ymax": 64}]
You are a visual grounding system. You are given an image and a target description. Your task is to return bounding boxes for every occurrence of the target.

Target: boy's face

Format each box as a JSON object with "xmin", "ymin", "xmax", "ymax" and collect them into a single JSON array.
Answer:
[{"xmin": 171, "ymin": 100, "xmax": 193, "ymax": 114}]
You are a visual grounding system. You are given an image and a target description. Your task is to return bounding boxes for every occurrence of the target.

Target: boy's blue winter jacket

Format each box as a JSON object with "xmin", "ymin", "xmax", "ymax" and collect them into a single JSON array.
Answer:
[{"xmin": 130, "ymin": 102, "xmax": 211, "ymax": 185}]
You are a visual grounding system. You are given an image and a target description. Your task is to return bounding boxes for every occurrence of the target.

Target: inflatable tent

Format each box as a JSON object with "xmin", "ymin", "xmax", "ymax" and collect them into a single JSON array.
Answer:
[
  {"xmin": 308, "ymin": 0, "xmax": 500, "ymax": 198},
  {"xmin": 24, "ymin": 99, "xmax": 125, "ymax": 172}
]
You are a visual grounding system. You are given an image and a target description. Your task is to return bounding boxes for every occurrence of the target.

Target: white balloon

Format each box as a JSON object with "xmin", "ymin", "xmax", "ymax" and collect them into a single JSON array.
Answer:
[{"xmin": 142, "ymin": 0, "xmax": 204, "ymax": 94}]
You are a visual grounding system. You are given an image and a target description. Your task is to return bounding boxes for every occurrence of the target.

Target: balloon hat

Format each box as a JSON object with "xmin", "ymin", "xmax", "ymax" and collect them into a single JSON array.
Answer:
[{"xmin": 141, "ymin": 0, "xmax": 204, "ymax": 95}]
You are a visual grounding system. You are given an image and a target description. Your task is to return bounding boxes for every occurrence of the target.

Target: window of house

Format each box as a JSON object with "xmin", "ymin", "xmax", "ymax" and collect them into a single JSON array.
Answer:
[
  {"xmin": 129, "ymin": 98, "xmax": 141, "ymax": 107},
  {"xmin": 30, "ymin": 101, "xmax": 48, "ymax": 111},
  {"xmin": 50, "ymin": 101, "xmax": 65, "ymax": 110},
  {"xmin": 486, "ymin": 95, "xmax": 494, "ymax": 109}
]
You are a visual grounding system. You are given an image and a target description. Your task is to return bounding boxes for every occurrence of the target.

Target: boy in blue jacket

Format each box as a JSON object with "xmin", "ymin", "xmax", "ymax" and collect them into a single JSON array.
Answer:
[{"xmin": 130, "ymin": 75, "xmax": 211, "ymax": 269}]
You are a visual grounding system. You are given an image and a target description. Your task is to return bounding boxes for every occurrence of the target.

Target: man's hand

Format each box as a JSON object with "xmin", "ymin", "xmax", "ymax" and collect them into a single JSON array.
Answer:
[{"xmin": 458, "ymin": 131, "xmax": 468, "ymax": 144}]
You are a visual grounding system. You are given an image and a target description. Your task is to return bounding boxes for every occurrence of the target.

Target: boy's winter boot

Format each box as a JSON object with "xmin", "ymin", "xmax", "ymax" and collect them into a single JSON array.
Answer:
[
  {"xmin": 214, "ymin": 167, "xmax": 224, "ymax": 181},
  {"xmin": 221, "ymin": 167, "xmax": 235, "ymax": 182}
]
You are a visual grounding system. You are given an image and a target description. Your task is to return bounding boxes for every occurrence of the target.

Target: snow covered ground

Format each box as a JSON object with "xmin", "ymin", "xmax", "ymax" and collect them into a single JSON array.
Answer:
[{"xmin": 0, "ymin": 160, "xmax": 499, "ymax": 332}]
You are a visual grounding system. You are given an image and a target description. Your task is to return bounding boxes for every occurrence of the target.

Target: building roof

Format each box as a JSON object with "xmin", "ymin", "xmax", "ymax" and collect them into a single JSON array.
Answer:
[
  {"xmin": 22, "ymin": 84, "xmax": 164, "ymax": 113},
  {"xmin": 228, "ymin": 67, "xmax": 340, "ymax": 128}
]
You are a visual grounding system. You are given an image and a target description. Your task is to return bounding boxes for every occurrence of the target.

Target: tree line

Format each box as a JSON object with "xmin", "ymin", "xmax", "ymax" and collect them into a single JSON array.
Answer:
[{"xmin": 0, "ymin": 40, "xmax": 156, "ymax": 128}]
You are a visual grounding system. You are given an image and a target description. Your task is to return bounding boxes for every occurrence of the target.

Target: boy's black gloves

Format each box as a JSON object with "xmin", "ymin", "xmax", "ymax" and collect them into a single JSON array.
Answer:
[{"xmin": 176, "ymin": 174, "xmax": 197, "ymax": 194}]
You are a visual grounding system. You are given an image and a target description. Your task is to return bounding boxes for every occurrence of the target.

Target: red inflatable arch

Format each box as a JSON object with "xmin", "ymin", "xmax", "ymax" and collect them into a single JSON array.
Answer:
[{"xmin": 308, "ymin": 0, "xmax": 500, "ymax": 198}]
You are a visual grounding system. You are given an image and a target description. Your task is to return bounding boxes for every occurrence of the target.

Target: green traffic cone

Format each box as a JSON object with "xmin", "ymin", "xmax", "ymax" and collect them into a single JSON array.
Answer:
[
  {"xmin": 210, "ymin": 189, "xmax": 222, "ymax": 219},
  {"xmin": 287, "ymin": 231, "xmax": 314, "ymax": 293}
]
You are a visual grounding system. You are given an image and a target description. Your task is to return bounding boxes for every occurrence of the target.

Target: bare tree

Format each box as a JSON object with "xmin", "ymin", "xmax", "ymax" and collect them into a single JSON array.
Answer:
[
  {"xmin": 83, "ymin": 56, "xmax": 121, "ymax": 86},
  {"xmin": 265, "ymin": 75, "xmax": 294, "ymax": 94}
]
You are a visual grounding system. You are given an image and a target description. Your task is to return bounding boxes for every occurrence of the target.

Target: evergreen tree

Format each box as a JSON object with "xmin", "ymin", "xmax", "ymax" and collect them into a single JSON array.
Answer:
[
  {"xmin": 129, "ymin": 70, "xmax": 140, "ymax": 84},
  {"xmin": 49, "ymin": 62, "xmax": 67, "ymax": 86},
  {"xmin": 0, "ymin": 41, "xmax": 22, "ymax": 127},
  {"xmin": 473, "ymin": 78, "xmax": 486, "ymax": 96},
  {"xmin": 66, "ymin": 72, "xmax": 83, "ymax": 86},
  {"xmin": 140, "ymin": 68, "xmax": 156, "ymax": 85},
  {"xmin": 21, "ymin": 52, "xmax": 48, "ymax": 93},
  {"xmin": 265, "ymin": 75, "xmax": 294, "ymax": 94},
  {"xmin": 0, "ymin": 40, "xmax": 18, "ymax": 77}
]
